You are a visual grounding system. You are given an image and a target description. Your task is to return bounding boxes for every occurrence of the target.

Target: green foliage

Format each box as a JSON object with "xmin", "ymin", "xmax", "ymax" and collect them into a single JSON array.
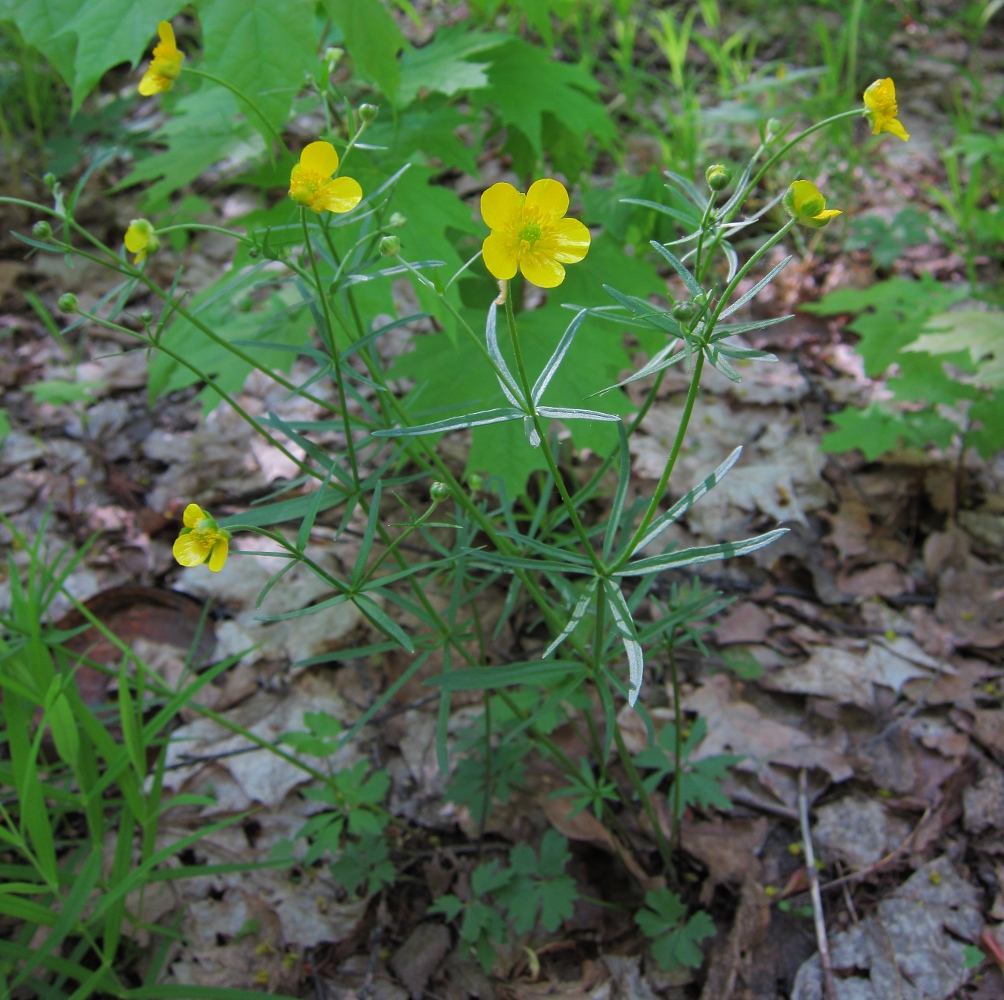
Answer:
[
  {"xmin": 329, "ymin": 833, "xmax": 397, "ymax": 897},
  {"xmin": 325, "ymin": 0, "xmax": 405, "ymax": 100},
  {"xmin": 550, "ymin": 757, "xmax": 620, "ymax": 819},
  {"xmin": 635, "ymin": 888, "xmax": 715, "ymax": 970},
  {"xmin": 633, "ymin": 717, "xmax": 742, "ymax": 813},
  {"xmin": 845, "ymin": 207, "xmax": 930, "ymax": 269},
  {"xmin": 432, "ymin": 833, "xmax": 579, "ymax": 970},
  {"xmin": 805, "ymin": 278, "xmax": 1004, "ymax": 460}
]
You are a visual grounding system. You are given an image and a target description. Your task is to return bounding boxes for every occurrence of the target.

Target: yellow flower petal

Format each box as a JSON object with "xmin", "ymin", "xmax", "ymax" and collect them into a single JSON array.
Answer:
[
  {"xmin": 481, "ymin": 182, "xmax": 522, "ymax": 233},
  {"xmin": 547, "ymin": 217, "xmax": 591, "ymax": 264},
  {"xmin": 318, "ymin": 175, "xmax": 362, "ymax": 214},
  {"xmin": 482, "ymin": 232, "xmax": 519, "ymax": 281},
  {"xmin": 208, "ymin": 536, "xmax": 229, "ymax": 572},
  {"xmin": 124, "ymin": 224, "xmax": 149, "ymax": 254},
  {"xmin": 138, "ymin": 71, "xmax": 171, "ymax": 96},
  {"xmin": 520, "ymin": 253, "xmax": 566, "ymax": 289},
  {"xmin": 157, "ymin": 20, "xmax": 177, "ymax": 49},
  {"xmin": 173, "ymin": 532, "xmax": 211, "ymax": 567},
  {"xmin": 299, "ymin": 140, "xmax": 340, "ymax": 177},
  {"xmin": 882, "ymin": 117, "xmax": 910, "ymax": 141},
  {"xmin": 183, "ymin": 503, "xmax": 206, "ymax": 529},
  {"xmin": 523, "ymin": 178, "xmax": 569, "ymax": 223}
]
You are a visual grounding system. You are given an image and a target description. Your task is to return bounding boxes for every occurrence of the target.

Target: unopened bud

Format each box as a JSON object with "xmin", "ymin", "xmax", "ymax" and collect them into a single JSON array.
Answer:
[
  {"xmin": 389, "ymin": 212, "xmax": 407, "ymax": 229},
  {"xmin": 32, "ymin": 220, "xmax": 52, "ymax": 239},
  {"xmin": 765, "ymin": 117, "xmax": 783, "ymax": 141},
  {"xmin": 358, "ymin": 103, "xmax": 378, "ymax": 122},
  {"xmin": 139, "ymin": 310, "xmax": 154, "ymax": 324},
  {"xmin": 430, "ymin": 482, "xmax": 450, "ymax": 502},
  {"xmin": 248, "ymin": 247, "xmax": 261, "ymax": 258},
  {"xmin": 672, "ymin": 301, "xmax": 695, "ymax": 322},
  {"xmin": 379, "ymin": 235, "xmax": 401, "ymax": 257},
  {"xmin": 468, "ymin": 473, "xmax": 484, "ymax": 492},
  {"xmin": 57, "ymin": 293, "xmax": 78, "ymax": 313},
  {"xmin": 43, "ymin": 172, "xmax": 57, "ymax": 189},
  {"xmin": 324, "ymin": 46, "xmax": 344, "ymax": 73},
  {"xmin": 705, "ymin": 163, "xmax": 731, "ymax": 191}
]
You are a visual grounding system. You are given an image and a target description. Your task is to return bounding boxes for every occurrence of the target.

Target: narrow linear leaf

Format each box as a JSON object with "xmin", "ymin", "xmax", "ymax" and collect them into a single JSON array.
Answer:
[
  {"xmin": 650, "ymin": 242, "xmax": 703, "ymax": 297},
  {"xmin": 603, "ymin": 581, "xmax": 644, "ymax": 706},
  {"xmin": 542, "ymin": 578, "xmax": 600, "ymax": 658},
  {"xmin": 720, "ymin": 256, "xmax": 792, "ymax": 319},
  {"xmin": 620, "ymin": 528, "xmax": 789, "ymax": 577},
  {"xmin": 372, "ymin": 407, "xmax": 525, "ymax": 437},
  {"xmin": 533, "ymin": 309, "xmax": 587, "ymax": 404}
]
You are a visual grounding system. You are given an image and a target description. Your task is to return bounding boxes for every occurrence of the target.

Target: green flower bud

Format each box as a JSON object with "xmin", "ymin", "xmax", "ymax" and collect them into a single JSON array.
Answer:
[
  {"xmin": 248, "ymin": 247, "xmax": 261, "ymax": 258},
  {"xmin": 672, "ymin": 301, "xmax": 695, "ymax": 322},
  {"xmin": 57, "ymin": 293, "xmax": 78, "ymax": 313},
  {"xmin": 705, "ymin": 163, "xmax": 731, "ymax": 191},
  {"xmin": 430, "ymin": 482, "xmax": 451, "ymax": 502},
  {"xmin": 380, "ymin": 235, "xmax": 401, "ymax": 257},
  {"xmin": 765, "ymin": 117, "xmax": 783, "ymax": 142},
  {"xmin": 43, "ymin": 172, "xmax": 57, "ymax": 189},
  {"xmin": 359, "ymin": 103, "xmax": 378, "ymax": 122},
  {"xmin": 389, "ymin": 212, "xmax": 407, "ymax": 229},
  {"xmin": 32, "ymin": 220, "xmax": 52, "ymax": 239},
  {"xmin": 324, "ymin": 46, "xmax": 344, "ymax": 73},
  {"xmin": 468, "ymin": 472, "xmax": 484, "ymax": 492},
  {"xmin": 139, "ymin": 310, "xmax": 154, "ymax": 324}
]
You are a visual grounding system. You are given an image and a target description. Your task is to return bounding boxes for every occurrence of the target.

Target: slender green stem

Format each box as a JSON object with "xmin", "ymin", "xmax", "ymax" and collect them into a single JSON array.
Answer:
[
  {"xmin": 301, "ymin": 207, "xmax": 360, "ymax": 487},
  {"xmin": 667, "ymin": 636, "xmax": 683, "ymax": 853},
  {"xmin": 153, "ymin": 223, "xmax": 254, "ymax": 244},
  {"xmin": 612, "ymin": 721, "xmax": 675, "ymax": 878},
  {"xmin": 615, "ymin": 353, "xmax": 704, "ymax": 570},
  {"xmin": 359, "ymin": 501, "xmax": 440, "ymax": 585},
  {"xmin": 183, "ymin": 67, "xmax": 288, "ymax": 153},
  {"xmin": 729, "ymin": 109, "xmax": 862, "ymax": 225},
  {"xmin": 503, "ymin": 289, "xmax": 606, "ymax": 576}
]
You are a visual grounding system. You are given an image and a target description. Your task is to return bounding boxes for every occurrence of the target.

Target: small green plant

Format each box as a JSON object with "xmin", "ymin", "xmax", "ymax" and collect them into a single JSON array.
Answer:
[
  {"xmin": 635, "ymin": 888, "xmax": 716, "ymax": 971},
  {"xmin": 431, "ymin": 831, "xmax": 579, "ymax": 971}
]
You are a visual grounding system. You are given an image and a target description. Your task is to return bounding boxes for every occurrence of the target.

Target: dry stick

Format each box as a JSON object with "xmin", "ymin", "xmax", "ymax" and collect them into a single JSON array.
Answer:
[{"xmin": 798, "ymin": 769, "xmax": 837, "ymax": 1000}]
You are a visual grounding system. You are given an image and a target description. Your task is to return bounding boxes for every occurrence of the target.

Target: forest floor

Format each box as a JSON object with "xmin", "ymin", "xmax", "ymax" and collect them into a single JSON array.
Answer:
[{"xmin": 2, "ymin": 4, "xmax": 1004, "ymax": 999}]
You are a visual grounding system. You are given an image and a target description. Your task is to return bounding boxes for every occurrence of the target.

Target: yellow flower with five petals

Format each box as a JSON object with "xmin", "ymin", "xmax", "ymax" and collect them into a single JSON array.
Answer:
[
  {"xmin": 863, "ymin": 78, "xmax": 910, "ymax": 142},
  {"xmin": 173, "ymin": 504, "xmax": 231, "ymax": 572},
  {"xmin": 124, "ymin": 219, "xmax": 159, "ymax": 263},
  {"xmin": 139, "ymin": 21, "xmax": 184, "ymax": 96},
  {"xmin": 782, "ymin": 180, "xmax": 842, "ymax": 228},
  {"xmin": 289, "ymin": 141, "xmax": 362, "ymax": 215},
  {"xmin": 480, "ymin": 179, "xmax": 591, "ymax": 289}
]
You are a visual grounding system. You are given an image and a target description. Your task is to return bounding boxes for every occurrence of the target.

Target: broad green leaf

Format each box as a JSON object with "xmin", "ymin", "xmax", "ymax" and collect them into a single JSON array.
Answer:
[
  {"xmin": 4, "ymin": 0, "xmax": 81, "ymax": 86},
  {"xmin": 397, "ymin": 26, "xmax": 504, "ymax": 106},
  {"xmin": 61, "ymin": 0, "xmax": 186, "ymax": 109},
  {"xmin": 473, "ymin": 38, "xmax": 615, "ymax": 162},
  {"xmin": 325, "ymin": 0, "xmax": 405, "ymax": 100},
  {"xmin": 116, "ymin": 86, "xmax": 262, "ymax": 209},
  {"xmin": 199, "ymin": 0, "xmax": 316, "ymax": 134},
  {"xmin": 906, "ymin": 310, "xmax": 1004, "ymax": 389}
]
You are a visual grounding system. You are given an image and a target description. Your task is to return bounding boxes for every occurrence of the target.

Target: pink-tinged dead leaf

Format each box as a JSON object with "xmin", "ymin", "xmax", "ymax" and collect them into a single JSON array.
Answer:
[
  {"xmin": 714, "ymin": 601, "xmax": 773, "ymax": 645},
  {"xmin": 821, "ymin": 500, "xmax": 872, "ymax": 561},
  {"xmin": 682, "ymin": 675, "xmax": 851, "ymax": 806},
  {"xmin": 540, "ymin": 787, "xmax": 660, "ymax": 891},
  {"xmin": 837, "ymin": 562, "xmax": 912, "ymax": 599},
  {"xmin": 935, "ymin": 568, "xmax": 1004, "ymax": 648},
  {"xmin": 679, "ymin": 815, "xmax": 769, "ymax": 905}
]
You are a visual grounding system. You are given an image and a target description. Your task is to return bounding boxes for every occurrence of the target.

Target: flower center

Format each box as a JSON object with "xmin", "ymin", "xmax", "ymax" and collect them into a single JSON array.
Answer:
[
  {"xmin": 518, "ymin": 221, "xmax": 543, "ymax": 246},
  {"xmin": 192, "ymin": 521, "xmax": 222, "ymax": 548},
  {"xmin": 290, "ymin": 168, "xmax": 326, "ymax": 205}
]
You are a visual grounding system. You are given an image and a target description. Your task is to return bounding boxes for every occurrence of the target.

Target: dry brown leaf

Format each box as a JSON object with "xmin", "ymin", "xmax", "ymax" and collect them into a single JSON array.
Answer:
[
  {"xmin": 699, "ymin": 877, "xmax": 771, "ymax": 1000},
  {"xmin": 714, "ymin": 602, "xmax": 772, "ymax": 645},
  {"xmin": 679, "ymin": 815, "xmax": 769, "ymax": 904}
]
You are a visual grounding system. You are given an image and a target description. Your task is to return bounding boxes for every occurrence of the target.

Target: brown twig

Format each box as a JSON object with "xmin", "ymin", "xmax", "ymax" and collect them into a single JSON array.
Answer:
[{"xmin": 798, "ymin": 769, "xmax": 836, "ymax": 1000}]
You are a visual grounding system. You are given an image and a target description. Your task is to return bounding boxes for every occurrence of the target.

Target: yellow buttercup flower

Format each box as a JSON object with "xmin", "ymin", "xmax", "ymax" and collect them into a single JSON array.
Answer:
[
  {"xmin": 480, "ymin": 179, "xmax": 591, "ymax": 289},
  {"xmin": 173, "ymin": 504, "xmax": 231, "ymax": 572},
  {"xmin": 124, "ymin": 219, "xmax": 159, "ymax": 263},
  {"xmin": 782, "ymin": 180, "xmax": 842, "ymax": 228},
  {"xmin": 138, "ymin": 21, "xmax": 184, "ymax": 96},
  {"xmin": 289, "ymin": 141, "xmax": 362, "ymax": 215},
  {"xmin": 863, "ymin": 78, "xmax": 910, "ymax": 142}
]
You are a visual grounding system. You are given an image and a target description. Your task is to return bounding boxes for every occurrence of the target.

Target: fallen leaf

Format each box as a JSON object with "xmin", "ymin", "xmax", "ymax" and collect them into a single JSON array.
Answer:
[
  {"xmin": 812, "ymin": 795, "xmax": 890, "ymax": 870},
  {"xmin": 391, "ymin": 923, "xmax": 452, "ymax": 1000},
  {"xmin": 699, "ymin": 877, "xmax": 771, "ymax": 1000},
  {"xmin": 761, "ymin": 639, "xmax": 947, "ymax": 712},
  {"xmin": 714, "ymin": 602, "xmax": 772, "ymax": 645},
  {"xmin": 836, "ymin": 562, "xmax": 912, "ymax": 599},
  {"xmin": 679, "ymin": 815, "xmax": 769, "ymax": 905},
  {"xmin": 792, "ymin": 856, "xmax": 983, "ymax": 1000}
]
